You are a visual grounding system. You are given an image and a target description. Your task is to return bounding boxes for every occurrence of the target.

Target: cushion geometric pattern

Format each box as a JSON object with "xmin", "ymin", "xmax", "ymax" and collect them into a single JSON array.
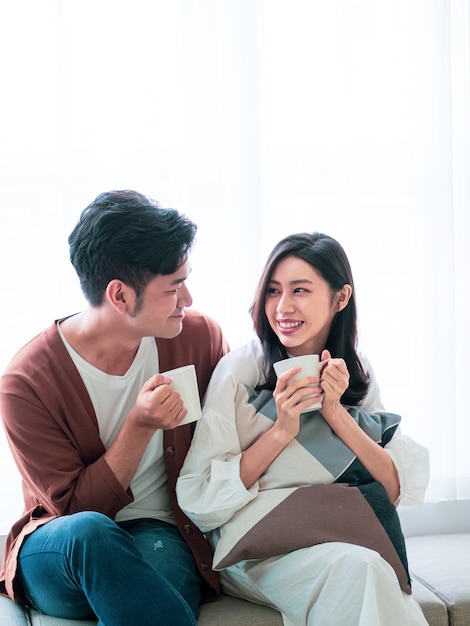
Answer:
[{"xmin": 212, "ymin": 384, "xmax": 411, "ymax": 593}]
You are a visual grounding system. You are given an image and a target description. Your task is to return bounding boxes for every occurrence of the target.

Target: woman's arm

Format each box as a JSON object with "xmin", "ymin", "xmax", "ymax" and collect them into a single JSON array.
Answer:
[
  {"xmin": 239, "ymin": 367, "xmax": 322, "ymax": 488},
  {"xmin": 177, "ymin": 341, "xmax": 265, "ymax": 532},
  {"xmin": 320, "ymin": 352, "xmax": 400, "ymax": 502},
  {"xmin": 323, "ymin": 403, "xmax": 401, "ymax": 502}
]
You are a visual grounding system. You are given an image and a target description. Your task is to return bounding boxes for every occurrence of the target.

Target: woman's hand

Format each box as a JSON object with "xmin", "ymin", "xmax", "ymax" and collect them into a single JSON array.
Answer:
[
  {"xmin": 272, "ymin": 366, "xmax": 321, "ymax": 439},
  {"xmin": 239, "ymin": 365, "xmax": 320, "ymax": 490},
  {"xmin": 319, "ymin": 349, "xmax": 350, "ymax": 419}
]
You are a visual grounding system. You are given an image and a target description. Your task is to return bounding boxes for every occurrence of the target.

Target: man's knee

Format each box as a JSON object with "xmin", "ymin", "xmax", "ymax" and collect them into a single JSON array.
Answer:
[
  {"xmin": 34, "ymin": 511, "xmax": 130, "ymax": 562},
  {"xmin": 63, "ymin": 512, "xmax": 132, "ymax": 555},
  {"xmin": 62, "ymin": 511, "xmax": 117, "ymax": 537}
]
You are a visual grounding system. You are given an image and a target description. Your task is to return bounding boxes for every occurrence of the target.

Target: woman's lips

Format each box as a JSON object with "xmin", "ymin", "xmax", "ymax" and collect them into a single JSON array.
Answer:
[{"xmin": 277, "ymin": 320, "xmax": 303, "ymax": 334}]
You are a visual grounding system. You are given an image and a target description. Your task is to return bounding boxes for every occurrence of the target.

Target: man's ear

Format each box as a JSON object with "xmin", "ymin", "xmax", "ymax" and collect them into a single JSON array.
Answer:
[
  {"xmin": 106, "ymin": 279, "xmax": 133, "ymax": 313},
  {"xmin": 337, "ymin": 284, "xmax": 352, "ymax": 312}
]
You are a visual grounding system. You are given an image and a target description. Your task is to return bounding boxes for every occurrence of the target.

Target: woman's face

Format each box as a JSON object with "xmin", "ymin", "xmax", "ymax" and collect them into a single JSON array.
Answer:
[{"xmin": 264, "ymin": 255, "xmax": 339, "ymax": 357}]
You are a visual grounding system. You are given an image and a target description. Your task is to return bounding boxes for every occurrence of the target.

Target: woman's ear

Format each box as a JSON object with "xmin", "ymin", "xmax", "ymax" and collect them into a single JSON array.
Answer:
[{"xmin": 337, "ymin": 284, "xmax": 352, "ymax": 312}]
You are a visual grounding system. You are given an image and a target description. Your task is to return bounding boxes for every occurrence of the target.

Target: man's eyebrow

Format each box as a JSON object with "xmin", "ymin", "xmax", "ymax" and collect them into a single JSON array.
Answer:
[
  {"xmin": 171, "ymin": 276, "xmax": 187, "ymax": 285},
  {"xmin": 170, "ymin": 267, "xmax": 192, "ymax": 285}
]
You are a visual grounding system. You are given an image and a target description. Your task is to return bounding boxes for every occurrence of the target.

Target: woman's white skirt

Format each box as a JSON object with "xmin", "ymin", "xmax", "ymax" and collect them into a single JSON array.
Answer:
[{"xmin": 219, "ymin": 542, "xmax": 427, "ymax": 626}]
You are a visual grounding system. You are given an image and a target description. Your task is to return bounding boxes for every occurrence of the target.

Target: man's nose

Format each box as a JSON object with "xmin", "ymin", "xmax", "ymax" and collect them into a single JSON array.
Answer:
[{"xmin": 178, "ymin": 283, "xmax": 193, "ymax": 307}]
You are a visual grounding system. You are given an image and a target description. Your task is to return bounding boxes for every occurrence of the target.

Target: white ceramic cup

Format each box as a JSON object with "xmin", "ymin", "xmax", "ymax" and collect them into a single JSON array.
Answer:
[
  {"xmin": 160, "ymin": 364, "xmax": 202, "ymax": 425},
  {"xmin": 273, "ymin": 354, "xmax": 323, "ymax": 412}
]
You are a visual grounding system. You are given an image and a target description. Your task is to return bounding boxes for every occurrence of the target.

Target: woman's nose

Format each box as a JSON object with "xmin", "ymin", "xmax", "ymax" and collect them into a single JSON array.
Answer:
[{"xmin": 276, "ymin": 293, "xmax": 294, "ymax": 315}]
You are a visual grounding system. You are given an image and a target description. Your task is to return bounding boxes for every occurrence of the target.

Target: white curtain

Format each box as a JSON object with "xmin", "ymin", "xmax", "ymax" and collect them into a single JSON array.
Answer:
[{"xmin": 0, "ymin": 0, "xmax": 469, "ymax": 527}]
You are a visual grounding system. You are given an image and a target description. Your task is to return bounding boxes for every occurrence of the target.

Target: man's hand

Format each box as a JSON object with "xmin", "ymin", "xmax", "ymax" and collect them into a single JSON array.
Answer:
[
  {"xmin": 104, "ymin": 373, "xmax": 189, "ymax": 490},
  {"xmin": 133, "ymin": 373, "xmax": 188, "ymax": 430}
]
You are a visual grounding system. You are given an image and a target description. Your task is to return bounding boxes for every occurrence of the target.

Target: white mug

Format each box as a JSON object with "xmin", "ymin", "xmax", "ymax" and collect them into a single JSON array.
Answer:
[
  {"xmin": 273, "ymin": 354, "xmax": 323, "ymax": 412},
  {"xmin": 160, "ymin": 364, "xmax": 202, "ymax": 425}
]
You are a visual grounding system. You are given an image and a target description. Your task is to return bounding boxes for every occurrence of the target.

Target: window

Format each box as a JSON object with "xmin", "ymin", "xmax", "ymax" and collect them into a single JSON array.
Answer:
[{"xmin": 1, "ymin": 0, "xmax": 469, "ymax": 528}]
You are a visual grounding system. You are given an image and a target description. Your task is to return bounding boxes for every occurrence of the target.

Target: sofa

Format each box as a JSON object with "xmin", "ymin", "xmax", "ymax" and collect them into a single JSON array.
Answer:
[{"xmin": 1, "ymin": 528, "xmax": 469, "ymax": 626}]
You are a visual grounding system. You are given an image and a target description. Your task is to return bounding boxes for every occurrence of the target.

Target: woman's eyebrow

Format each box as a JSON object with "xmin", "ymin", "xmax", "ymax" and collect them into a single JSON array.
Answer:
[{"xmin": 268, "ymin": 278, "xmax": 313, "ymax": 286}]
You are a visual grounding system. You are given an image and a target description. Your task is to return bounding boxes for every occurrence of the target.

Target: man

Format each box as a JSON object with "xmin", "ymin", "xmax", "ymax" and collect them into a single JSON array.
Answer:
[{"xmin": 0, "ymin": 190, "xmax": 229, "ymax": 625}]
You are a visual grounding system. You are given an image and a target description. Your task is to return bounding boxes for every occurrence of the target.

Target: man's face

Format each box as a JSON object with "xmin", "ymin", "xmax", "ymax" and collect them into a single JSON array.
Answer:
[{"xmin": 130, "ymin": 259, "xmax": 193, "ymax": 339}]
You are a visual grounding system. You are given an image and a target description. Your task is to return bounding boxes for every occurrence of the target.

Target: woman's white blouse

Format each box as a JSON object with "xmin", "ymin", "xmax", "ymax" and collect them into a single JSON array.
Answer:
[{"xmin": 176, "ymin": 339, "xmax": 429, "ymax": 534}]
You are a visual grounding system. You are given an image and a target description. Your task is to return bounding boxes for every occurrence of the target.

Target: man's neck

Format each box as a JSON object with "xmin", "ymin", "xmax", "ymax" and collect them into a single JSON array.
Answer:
[{"xmin": 59, "ymin": 309, "xmax": 142, "ymax": 376}]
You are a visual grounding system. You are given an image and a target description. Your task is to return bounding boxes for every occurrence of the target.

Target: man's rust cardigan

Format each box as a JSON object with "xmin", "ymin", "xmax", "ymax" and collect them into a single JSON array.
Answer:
[{"xmin": 0, "ymin": 309, "xmax": 229, "ymax": 604}]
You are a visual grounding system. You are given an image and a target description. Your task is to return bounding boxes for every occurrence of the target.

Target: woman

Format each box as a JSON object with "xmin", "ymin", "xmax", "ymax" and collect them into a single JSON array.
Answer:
[{"xmin": 176, "ymin": 233, "xmax": 429, "ymax": 625}]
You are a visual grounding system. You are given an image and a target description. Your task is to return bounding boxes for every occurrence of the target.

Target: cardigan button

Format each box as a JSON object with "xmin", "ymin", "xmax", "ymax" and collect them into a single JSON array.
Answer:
[
  {"xmin": 166, "ymin": 446, "xmax": 176, "ymax": 456},
  {"xmin": 200, "ymin": 561, "xmax": 210, "ymax": 571},
  {"xmin": 183, "ymin": 523, "xmax": 193, "ymax": 534}
]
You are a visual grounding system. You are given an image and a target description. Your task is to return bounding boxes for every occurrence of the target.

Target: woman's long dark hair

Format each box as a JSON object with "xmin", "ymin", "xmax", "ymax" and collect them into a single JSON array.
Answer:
[{"xmin": 250, "ymin": 232, "xmax": 369, "ymax": 405}]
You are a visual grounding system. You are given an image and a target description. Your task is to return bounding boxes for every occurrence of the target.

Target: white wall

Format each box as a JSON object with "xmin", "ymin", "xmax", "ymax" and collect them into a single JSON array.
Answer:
[{"xmin": 398, "ymin": 499, "xmax": 470, "ymax": 537}]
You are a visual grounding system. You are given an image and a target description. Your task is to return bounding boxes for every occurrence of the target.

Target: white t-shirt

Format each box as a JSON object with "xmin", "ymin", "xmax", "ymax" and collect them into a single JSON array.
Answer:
[{"xmin": 58, "ymin": 327, "xmax": 174, "ymax": 524}]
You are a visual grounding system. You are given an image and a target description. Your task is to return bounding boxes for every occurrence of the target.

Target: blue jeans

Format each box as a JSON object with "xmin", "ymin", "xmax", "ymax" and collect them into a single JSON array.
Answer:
[{"xmin": 17, "ymin": 512, "xmax": 200, "ymax": 626}]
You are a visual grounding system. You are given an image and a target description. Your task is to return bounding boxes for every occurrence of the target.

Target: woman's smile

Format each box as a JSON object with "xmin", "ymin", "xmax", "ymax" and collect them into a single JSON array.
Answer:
[{"xmin": 276, "ymin": 319, "xmax": 304, "ymax": 333}]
